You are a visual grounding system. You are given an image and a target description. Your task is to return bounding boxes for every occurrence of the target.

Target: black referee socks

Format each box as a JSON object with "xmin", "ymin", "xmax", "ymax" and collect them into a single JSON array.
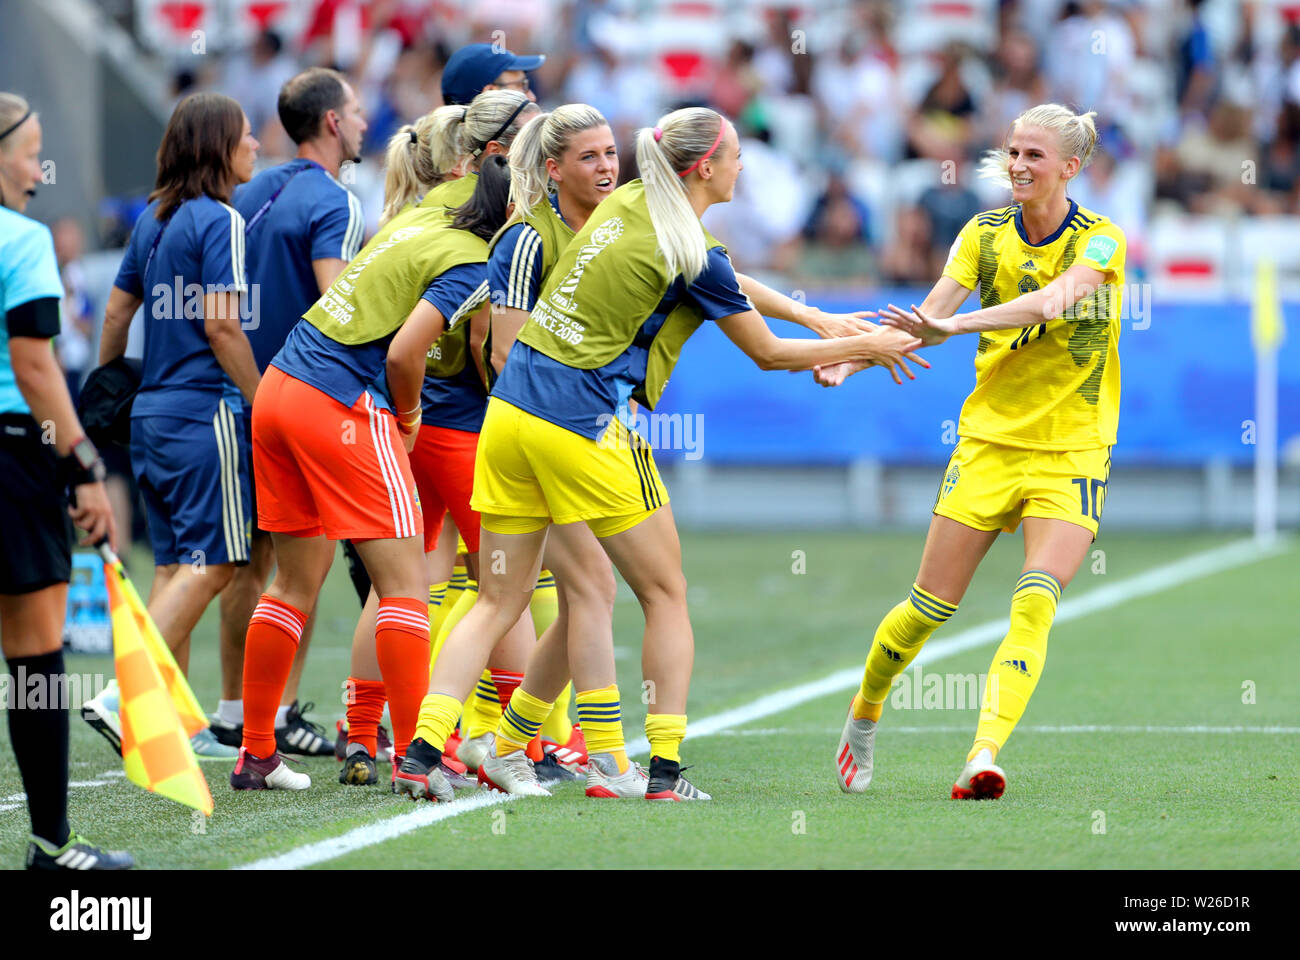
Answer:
[{"xmin": 4, "ymin": 648, "xmax": 71, "ymax": 847}]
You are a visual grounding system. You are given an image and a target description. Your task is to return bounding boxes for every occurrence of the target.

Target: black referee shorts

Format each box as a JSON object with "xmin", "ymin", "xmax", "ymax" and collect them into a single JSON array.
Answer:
[{"xmin": 0, "ymin": 414, "xmax": 74, "ymax": 595}]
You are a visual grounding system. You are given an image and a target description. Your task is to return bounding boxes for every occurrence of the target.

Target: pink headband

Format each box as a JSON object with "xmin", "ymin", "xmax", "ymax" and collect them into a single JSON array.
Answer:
[
  {"xmin": 653, "ymin": 126, "xmax": 663, "ymax": 142},
  {"xmin": 675, "ymin": 120, "xmax": 725, "ymax": 178}
]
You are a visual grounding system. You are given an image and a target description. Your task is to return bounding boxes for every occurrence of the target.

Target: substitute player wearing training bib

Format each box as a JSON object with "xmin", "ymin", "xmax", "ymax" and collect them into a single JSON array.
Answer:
[
  {"xmin": 823, "ymin": 104, "xmax": 1125, "ymax": 800},
  {"xmin": 395, "ymin": 106, "xmax": 923, "ymax": 805},
  {"xmin": 211, "ymin": 67, "xmax": 367, "ymax": 757},
  {"xmin": 333, "ymin": 92, "xmax": 540, "ymax": 788}
]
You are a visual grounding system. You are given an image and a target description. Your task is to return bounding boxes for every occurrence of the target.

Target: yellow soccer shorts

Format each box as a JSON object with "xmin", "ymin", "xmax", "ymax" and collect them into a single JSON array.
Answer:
[
  {"xmin": 471, "ymin": 397, "xmax": 667, "ymax": 539},
  {"xmin": 933, "ymin": 436, "xmax": 1111, "ymax": 537}
]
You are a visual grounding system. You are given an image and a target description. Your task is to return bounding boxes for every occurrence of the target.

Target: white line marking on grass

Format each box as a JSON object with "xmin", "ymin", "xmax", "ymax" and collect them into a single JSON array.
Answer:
[
  {"xmin": 235, "ymin": 789, "xmax": 511, "ymax": 870},
  {"xmin": 235, "ymin": 536, "xmax": 1287, "ymax": 869},
  {"xmin": 715, "ymin": 725, "xmax": 1300, "ymax": 736},
  {"xmin": 67, "ymin": 780, "xmax": 113, "ymax": 788}
]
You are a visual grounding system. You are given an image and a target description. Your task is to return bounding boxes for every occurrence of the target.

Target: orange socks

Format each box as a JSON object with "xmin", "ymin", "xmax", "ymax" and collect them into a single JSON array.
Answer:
[
  {"xmin": 242, "ymin": 596, "xmax": 307, "ymax": 759},
  {"xmin": 375, "ymin": 597, "xmax": 431, "ymax": 758},
  {"xmin": 344, "ymin": 678, "xmax": 386, "ymax": 756}
]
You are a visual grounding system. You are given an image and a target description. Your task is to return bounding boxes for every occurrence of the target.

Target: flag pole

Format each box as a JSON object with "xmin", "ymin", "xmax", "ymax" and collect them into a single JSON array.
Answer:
[{"xmin": 1251, "ymin": 260, "xmax": 1282, "ymax": 547}]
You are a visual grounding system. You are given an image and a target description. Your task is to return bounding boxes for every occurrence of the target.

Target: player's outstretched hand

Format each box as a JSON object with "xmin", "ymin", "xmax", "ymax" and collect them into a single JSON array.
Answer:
[
  {"xmin": 878, "ymin": 303, "xmax": 957, "ymax": 346},
  {"xmin": 812, "ymin": 360, "xmax": 866, "ymax": 387},
  {"xmin": 862, "ymin": 325, "xmax": 929, "ymax": 384},
  {"xmin": 69, "ymin": 481, "xmax": 117, "ymax": 551},
  {"xmin": 807, "ymin": 309, "xmax": 878, "ymax": 340}
]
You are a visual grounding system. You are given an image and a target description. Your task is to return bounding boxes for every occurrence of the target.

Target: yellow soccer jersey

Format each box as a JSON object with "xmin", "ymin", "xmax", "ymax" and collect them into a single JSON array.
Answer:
[{"xmin": 942, "ymin": 200, "xmax": 1125, "ymax": 450}]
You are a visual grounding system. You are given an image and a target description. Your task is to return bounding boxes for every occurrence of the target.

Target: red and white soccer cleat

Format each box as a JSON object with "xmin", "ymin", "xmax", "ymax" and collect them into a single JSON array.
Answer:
[
  {"xmin": 542, "ymin": 723, "xmax": 588, "ymax": 774},
  {"xmin": 951, "ymin": 748, "xmax": 1006, "ymax": 800}
]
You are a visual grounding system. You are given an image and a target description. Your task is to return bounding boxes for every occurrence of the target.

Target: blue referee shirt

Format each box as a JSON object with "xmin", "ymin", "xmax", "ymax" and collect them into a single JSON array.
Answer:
[
  {"xmin": 233, "ymin": 158, "xmax": 364, "ymax": 373},
  {"xmin": 113, "ymin": 196, "xmax": 248, "ymax": 422},
  {"xmin": 0, "ymin": 207, "xmax": 63, "ymax": 415}
]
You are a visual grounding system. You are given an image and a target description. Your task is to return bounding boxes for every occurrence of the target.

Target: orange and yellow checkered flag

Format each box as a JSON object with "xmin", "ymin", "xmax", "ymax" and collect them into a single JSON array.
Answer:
[
  {"xmin": 103, "ymin": 556, "xmax": 213, "ymax": 815},
  {"xmin": 105, "ymin": 556, "xmax": 209, "ymax": 738}
]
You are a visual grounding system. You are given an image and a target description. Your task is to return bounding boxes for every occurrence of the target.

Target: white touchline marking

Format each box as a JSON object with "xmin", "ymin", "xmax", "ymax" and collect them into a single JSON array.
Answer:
[
  {"xmin": 714, "ymin": 725, "xmax": 1300, "ymax": 736},
  {"xmin": 235, "ymin": 789, "xmax": 510, "ymax": 870},
  {"xmin": 236, "ymin": 536, "xmax": 1287, "ymax": 870},
  {"xmin": 0, "ymin": 805, "xmax": 20, "ymax": 813},
  {"xmin": 67, "ymin": 780, "xmax": 113, "ymax": 788}
]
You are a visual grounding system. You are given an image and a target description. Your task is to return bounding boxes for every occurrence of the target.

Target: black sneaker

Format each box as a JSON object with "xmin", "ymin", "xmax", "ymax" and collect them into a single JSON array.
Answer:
[
  {"xmin": 645, "ymin": 756, "xmax": 712, "ymax": 802},
  {"xmin": 339, "ymin": 746, "xmax": 378, "ymax": 786},
  {"xmin": 533, "ymin": 751, "xmax": 580, "ymax": 785},
  {"xmin": 27, "ymin": 833, "xmax": 134, "ymax": 870},
  {"xmin": 208, "ymin": 715, "xmax": 243, "ymax": 747},
  {"xmin": 276, "ymin": 701, "xmax": 334, "ymax": 756}
]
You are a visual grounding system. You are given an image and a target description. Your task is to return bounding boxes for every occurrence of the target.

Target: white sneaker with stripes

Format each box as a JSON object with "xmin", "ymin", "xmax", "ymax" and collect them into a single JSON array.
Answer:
[
  {"xmin": 478, "ymin": 746, "xmax": 551, "ymax": 796},
  {"xmin": 951, "ymin": 748, "xmax": 1006, "ymax": 800}
]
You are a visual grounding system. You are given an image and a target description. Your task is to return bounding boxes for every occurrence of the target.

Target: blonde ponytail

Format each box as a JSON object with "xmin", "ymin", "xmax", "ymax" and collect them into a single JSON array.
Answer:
[
  {"xmin": 462, "ymin": 89, "xmax": 539, "ymax": 165},
  {"xmin": 977, "ymin": 103, "xmax": 1100, "ymax": 189},
  {"xmin": 380, "ymin": 104, "xmax": 468, "ymax": 225},
  {"xmin": 497, "ymin": 103, "xmax": 610, "ymax": 242},
  {"xmin": 636, "ymin": 107, "xmax": 727, "ymax": 282}
]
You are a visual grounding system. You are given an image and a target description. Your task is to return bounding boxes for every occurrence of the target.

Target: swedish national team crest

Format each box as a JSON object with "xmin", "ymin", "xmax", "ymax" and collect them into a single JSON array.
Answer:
[{"xmin": 942, "ymin": 464, "xmax": 960, "ymax": 497}]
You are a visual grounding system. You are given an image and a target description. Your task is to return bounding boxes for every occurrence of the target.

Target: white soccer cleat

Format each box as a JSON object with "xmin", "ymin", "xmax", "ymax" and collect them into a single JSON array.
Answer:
[
  {"xmin": 457, "ymin": 732, "xmax": 494, "ymax": 772},
  {"xmin": 478, "ymin": 746, "xmax": 551, "ymax": 797},
  {"xmin": 834, "ymin": 703, "xmax": 875, "ymax": 793},
  {"xmin": 230, "ymin": 747, "xmax": 312, "ymax": 791},
  {"xmin": 584, "ymin": 752, "xmax": 649, "ymax": 798},
  {"xmin": 951, "ymin": 748, "xmax": 1006, "ymax": 800}
]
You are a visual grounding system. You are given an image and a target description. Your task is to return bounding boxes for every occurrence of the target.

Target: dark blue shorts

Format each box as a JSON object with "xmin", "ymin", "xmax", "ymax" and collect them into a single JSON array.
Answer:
[{"xmin": 131, "ymin": 399, "xmax": 251, "ymax": 567}]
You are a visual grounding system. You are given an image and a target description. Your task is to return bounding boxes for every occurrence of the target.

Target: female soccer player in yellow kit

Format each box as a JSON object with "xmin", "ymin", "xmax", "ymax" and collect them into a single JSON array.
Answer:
[{"xmin": 821, "ymin": 104, "xmax": 1126, "ymax": 799}]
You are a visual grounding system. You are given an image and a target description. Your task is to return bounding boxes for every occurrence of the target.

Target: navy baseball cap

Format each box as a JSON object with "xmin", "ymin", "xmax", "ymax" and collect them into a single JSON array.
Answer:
[{"xmin": 441, "ymin": 43, "xmax": 545, "ymax": 106}]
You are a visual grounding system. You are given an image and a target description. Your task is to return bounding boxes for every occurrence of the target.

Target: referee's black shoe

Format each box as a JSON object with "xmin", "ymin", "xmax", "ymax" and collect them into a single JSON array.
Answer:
[
  {"xmin": 27, "ymin": 833, "xmax": 135, "ymax": 870},
  {"xmin": 275, "ymin": 700, "xmax": 335, "ymax": 756}
]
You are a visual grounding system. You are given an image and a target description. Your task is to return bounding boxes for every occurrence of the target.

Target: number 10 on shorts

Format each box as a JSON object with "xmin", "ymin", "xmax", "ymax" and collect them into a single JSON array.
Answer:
[{"xmin": 1071, "ymin": 477, "xmax": 1107, "ymax": 522}]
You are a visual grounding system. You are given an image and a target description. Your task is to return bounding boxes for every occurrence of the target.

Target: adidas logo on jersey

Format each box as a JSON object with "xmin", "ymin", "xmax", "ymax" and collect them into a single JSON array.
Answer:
[
  {"xmin": 1020, "ymin": 260, "xmax": 1036, "ymax": 271},
  {"xmin": 1000, "ymin": 658, "xmax": 1031, "ymax": 676}
]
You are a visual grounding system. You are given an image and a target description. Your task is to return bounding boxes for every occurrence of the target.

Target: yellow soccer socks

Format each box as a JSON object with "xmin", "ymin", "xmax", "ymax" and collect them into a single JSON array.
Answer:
[
  {"xmin": 970, "ymin": 570, "xmax": 1060, "ymax": 761},
  {"xmin": 497, "ymin": 687, "xmax": 553, "ymax": 756},
  {"xmin": 853, "ymin": 583, "xmax": 958, "ymax": 721},
  {"xmin": 645, "ymin": 713, "xmax": 687, "ymax": 764},
  {"xmin": 576, "ymin": 684, "xmax": 627, "ymax": 773},
  {"xmin": 429, "ymin": 572, "xmax": 473, "ymax": 677},
  {"xmin": 413, "ymin": 693, "xmax": 462, "ymax": 755}
]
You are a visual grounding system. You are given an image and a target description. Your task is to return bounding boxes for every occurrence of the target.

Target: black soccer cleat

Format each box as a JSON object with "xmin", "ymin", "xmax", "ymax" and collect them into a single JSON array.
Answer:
[
  {"xmin": 276, "ymin": 700, "xmax": 334, "ymax": 756},
  {"xmin": 533, "ymin": 751, "xmax": 581, "ymax": 785},
  {"xmin": 339, "ymin": 747, "xmax": 379, "ymax": 786},
  {"xmin": 27, "ymin": 833, "xmax": 135, "ymax": 871},
  {"xmin": 644, "ymin": 756, "xmax": 712, "ymax": 802}
]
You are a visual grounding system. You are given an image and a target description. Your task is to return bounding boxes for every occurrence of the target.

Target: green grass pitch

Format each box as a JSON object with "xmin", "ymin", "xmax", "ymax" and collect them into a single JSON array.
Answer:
[{"xmin": 1, "ymin": 530, "xmax": 1296, "ymax": 869}]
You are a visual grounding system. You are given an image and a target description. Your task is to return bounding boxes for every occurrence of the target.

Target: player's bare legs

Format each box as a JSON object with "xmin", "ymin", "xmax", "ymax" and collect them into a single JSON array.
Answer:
[
  {"xmin": 914, "ymin": 515, "xmax": 1001, "ymax": 605},
  {"xmin": 598, "ymin": 505, "xmax": 691, "ymax": 715},
  {"xmin": 148, "ymin": 560, "xmax": 235, "ymax": 675}
]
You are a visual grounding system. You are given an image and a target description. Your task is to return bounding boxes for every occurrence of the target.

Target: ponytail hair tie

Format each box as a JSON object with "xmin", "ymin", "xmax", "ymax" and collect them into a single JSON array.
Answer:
[
  {"xmin": 408, "ymin": 129, "xmax": 418, "ymax": 145},
  {"xmin": 653, "ymin": 126, "xmax": 663, "ymax": 142}
]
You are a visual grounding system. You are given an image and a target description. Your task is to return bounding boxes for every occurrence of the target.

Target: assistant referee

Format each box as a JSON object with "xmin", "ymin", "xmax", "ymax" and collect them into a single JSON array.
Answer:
[{"xmin": 0, "ymin": 91, "xmax": 133, "ymax": 870}]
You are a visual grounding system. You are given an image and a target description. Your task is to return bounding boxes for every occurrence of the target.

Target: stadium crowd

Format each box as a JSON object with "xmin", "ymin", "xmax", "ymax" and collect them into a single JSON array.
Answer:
[{"xmin": 89, "ymin": 0, "xmax": 1300, "ymax": 289}]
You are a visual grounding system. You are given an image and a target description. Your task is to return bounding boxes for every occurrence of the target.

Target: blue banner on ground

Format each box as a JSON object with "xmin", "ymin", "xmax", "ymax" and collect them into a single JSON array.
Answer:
[{"xmin": 653, "ymin": 289, "xmax": 1299, "ymax": 466}]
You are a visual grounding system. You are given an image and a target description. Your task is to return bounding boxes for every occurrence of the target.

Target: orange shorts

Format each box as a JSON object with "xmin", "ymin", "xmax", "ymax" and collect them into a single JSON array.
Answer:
[
  {"xmin": 252, "ymin": 365, "xmax": 423, "ymax": 542},
  {"xmin": 408, "ymin": 423, "xmax": 481, "ymax": 553}
]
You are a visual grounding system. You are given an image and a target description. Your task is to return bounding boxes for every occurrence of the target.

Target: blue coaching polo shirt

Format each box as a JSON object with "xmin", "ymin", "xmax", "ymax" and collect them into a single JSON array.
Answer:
[
  {"xmin": 233, "ymin": 158, "xmax": 364, "ymax": 373},
  {"xmin": 113, "ymin": 196, "xmax": 248, "ymax": 421},
  {"xmin": 0, "ymin": 206, "xmax": 63, "ymax": 415},
  {"xmin": 419, "ymin": 264, "xmax": 491, "ymax": 432}
]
